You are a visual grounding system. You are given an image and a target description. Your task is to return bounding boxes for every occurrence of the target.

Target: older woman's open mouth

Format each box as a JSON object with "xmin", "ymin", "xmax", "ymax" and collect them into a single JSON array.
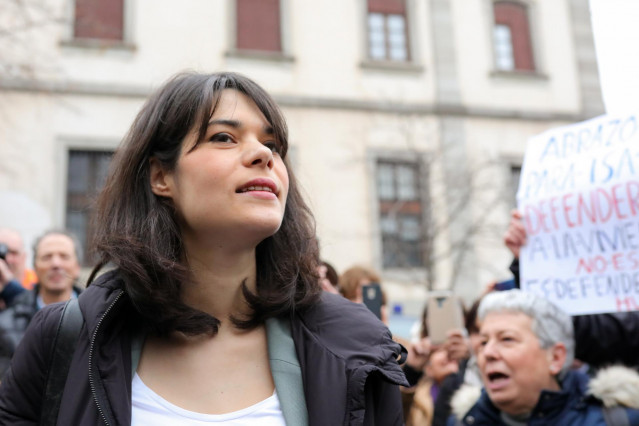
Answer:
[{"xmin": 486, "ymin": 371, "xmax": 511, "ymax": 390}]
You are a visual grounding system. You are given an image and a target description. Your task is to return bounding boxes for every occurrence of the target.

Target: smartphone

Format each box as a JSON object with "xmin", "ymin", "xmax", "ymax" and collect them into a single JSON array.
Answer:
[
  {"xmin": 426, "ymin": 291, "xmax": 464, "ymax": 345},
  {"xmin": 362, "ymin": 283, "xmax": 383, "ymax": 320},
  {"xmin": 494, "ymin": 278, "xmax": 516, "ymax": 291}
]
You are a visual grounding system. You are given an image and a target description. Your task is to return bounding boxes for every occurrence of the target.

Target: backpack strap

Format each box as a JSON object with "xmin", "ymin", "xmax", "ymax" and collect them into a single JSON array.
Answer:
[
  {"xmin": 266, "ymin": 316, "xmax": 308, "ymax": 426},
  {"xmin": 603, "ymin": 405, "xmax": 629, "ymax": 426},
  {"xmin": 40, "ymin": 298, "xmax": 84, "ymax": 426}
]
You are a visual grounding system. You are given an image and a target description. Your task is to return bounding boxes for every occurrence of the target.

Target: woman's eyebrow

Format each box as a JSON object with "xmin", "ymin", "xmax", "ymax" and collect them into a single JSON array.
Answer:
[
  {"xmin": 208, "ymin": 119, "xmax": 274, "ymax": 135},
  {"xmin": 208, "ymin": 119, "xmax": 241, "ymax": 128}
]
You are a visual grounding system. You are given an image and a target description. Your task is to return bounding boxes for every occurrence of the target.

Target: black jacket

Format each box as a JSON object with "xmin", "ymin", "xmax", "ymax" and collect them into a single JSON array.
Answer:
[
  {"xmin": 509, "ymin": 258, "xmax": 639, "ymax": 369},
  {"xmin": 0, "ymin": 284, "xmax": 83, "ymax": 378},
  {"xmin": 0, "ymin": 270, "xmax": 408, "ymax": 425}
]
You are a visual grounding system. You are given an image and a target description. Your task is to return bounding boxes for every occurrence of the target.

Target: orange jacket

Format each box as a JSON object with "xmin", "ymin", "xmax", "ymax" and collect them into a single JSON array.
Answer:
[{"xmin": 20, "ymin": 269, "xmax": 38, "ymax": 290}]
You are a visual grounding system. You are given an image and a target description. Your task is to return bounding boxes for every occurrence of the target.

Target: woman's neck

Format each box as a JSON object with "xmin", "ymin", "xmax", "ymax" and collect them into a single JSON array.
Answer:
[{"xmin": 180, "ymin": 242, "xmax": 257, "ymax": 321}]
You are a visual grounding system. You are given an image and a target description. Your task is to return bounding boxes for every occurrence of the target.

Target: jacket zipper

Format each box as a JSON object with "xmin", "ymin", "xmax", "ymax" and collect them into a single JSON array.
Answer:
[{"xmin": 88, "ymin": 290, "xmax": 124, "ymax": 426}]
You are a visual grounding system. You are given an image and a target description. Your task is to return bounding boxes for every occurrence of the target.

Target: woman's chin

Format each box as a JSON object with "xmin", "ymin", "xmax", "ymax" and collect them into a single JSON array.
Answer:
[
  {"xmin": 241, "ymin": 220, "xmax": 284, "ymax": 244},
  {"xmin": 491, "ymin": 395, "xmax": 533, "ymax": 417}
]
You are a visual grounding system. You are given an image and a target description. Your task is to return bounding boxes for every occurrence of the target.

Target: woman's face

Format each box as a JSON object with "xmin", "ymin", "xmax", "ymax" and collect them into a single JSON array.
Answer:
[
  {"xmin": 151, "ymin": 89, "xmax": 289, "ymax": 248},
  {"xmin": 477, "ymin": 312, "xmax": 563, "ymax": 416},
  {"xmin": 425, "ymin": 348, "xmax": 459, "ymax": 384}
]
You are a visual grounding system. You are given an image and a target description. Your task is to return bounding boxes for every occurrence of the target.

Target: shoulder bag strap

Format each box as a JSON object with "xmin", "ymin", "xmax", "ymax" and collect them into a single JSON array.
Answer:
[
  {"xmin": 265, "ymin": 316, "xmax": 308, "ymax": 426},
  {"xmin": 603, "ymin": 405, "xmax": 630, "ymax": 426},
  {"xmin": 40, "ymin": 298, "xmax": 84, "ymax": 426}
]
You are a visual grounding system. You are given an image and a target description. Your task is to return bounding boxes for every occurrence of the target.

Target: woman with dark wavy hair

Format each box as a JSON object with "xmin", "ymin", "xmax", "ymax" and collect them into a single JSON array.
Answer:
[{"xmin": 0, "ymin": 72, "xmax": 408, "ymax": 425}]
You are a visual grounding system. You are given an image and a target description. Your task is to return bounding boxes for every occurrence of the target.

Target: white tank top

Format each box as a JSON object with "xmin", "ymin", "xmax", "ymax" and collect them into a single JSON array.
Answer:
[{"xmin": 131, "ymin": 373, "xmax": 286, "ymax": 425}]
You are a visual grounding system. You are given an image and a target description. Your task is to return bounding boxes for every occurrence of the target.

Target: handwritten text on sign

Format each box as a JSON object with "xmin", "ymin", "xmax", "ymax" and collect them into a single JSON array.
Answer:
[{"xmin": 518, "ymin": 114, "xmax": 639, "ymax": 315}]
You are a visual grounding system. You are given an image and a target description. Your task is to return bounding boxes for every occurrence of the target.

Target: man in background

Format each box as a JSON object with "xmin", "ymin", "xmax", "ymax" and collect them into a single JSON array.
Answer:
[{"xmin": 0, "ymin": 229, "xmax": 83, "ymax": 376}]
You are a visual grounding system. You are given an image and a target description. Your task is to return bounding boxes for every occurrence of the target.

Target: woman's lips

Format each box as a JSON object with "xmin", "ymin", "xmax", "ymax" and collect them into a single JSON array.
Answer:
[
  {"xmin": 238, "ymin": 189, "xmax": 277, "ymax": 200},
  {"xmin": 486, "ymin": 372, "xmax": 511, "ymax": 390},
  {"xmin": 236, "ymin": 178, "xmax": 278, "ymax": 195}
]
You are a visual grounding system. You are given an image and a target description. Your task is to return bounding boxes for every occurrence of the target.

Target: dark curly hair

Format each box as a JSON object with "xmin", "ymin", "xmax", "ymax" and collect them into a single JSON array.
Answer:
[{"xmin": 89, "ymin": 72, "xmax": 320, "ymax": 336}]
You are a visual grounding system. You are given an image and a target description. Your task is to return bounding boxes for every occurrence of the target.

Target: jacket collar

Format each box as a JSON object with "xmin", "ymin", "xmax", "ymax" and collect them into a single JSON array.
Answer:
[
  {"xmin": 463, "ymin": 372, "xmax": 583, "ymax": 422},
  {"xmin": 453, "ymin": 368, "xmax": 639, "ymax": 424},
  {"xmin": 587, "ymin": 365, "xmax": 639, "ymax": 409},
  {"xmin": 77, "ymin": 270, "xmax": 131, "ymax": 426},
  {"xmin": 77, "ymin": 269, "xmax": 126, "ymax": 339},
  {"xmin": 291, "ymin": 292, "xmax": 408, "ymax": 425}
]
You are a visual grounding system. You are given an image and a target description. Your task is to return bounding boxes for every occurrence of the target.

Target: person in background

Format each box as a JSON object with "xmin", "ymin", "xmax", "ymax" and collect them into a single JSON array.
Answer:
[
  {"xmin": 503, "ymin": 209, "xmax": 639, "ymax": 371},
  {"xmin": 0, "ymin": 228, "xmax": 38, "ymax": 308},
  {"xmin": 339, "ymin": 264, "xmax": 389, "ymax": 324},
  {"xmin": 448, "ymin": 290, "xmax": 639, "ymax": 425},
  {"xmin": 432, "ymin": 297, "xmax": 483, "ymax": 426},
  {"xmin": 339, "ymin": 265, "xmax": 380, "ymax": 302},
  {"xmin": 402, "ymin": 303, "xmax": 462, "ymax": 425},
  {"xmin": 0, "ymin": 228, "xmax": 38, "ymax": 291},
  {"xmin": 0, "ymin": 229, "xmax": 83, "ymax": 377},
  {"xmin": 318, "ymin": 260, "xmax": 339, "ymax": 294},
  {"xmin": 407, "ymin": 346, "xmax": 460, "ymax": 426}
]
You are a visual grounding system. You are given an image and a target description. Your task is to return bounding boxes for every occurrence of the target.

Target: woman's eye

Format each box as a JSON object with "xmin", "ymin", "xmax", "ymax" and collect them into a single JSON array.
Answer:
[
  {"xmin": 209, "ymin": 133, "xmax": 234, "ymax": 143},
  {"xmin": 264, "ymin": 141, "xmax": 280, "ymax": 154}
]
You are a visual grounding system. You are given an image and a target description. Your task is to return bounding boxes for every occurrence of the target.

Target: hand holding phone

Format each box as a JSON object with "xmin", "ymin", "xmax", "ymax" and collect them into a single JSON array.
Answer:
[{"xmin": 444, "ymin": 328, "xmax": 470, "ymax": 361}]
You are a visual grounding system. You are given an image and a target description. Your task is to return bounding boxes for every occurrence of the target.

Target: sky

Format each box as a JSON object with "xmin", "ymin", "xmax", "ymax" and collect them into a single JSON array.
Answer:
[{"xmin": 589, "ymin": 0, "xmax": 639, "ymax": 114}]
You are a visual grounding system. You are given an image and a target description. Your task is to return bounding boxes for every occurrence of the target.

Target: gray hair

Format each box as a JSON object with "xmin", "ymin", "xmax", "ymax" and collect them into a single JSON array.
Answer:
[
  {"xmin": 32, "ymin": 229, "xmax": 83, "ymax": 266},
  {"xmin": 478, "ymin": 289, "xmax": 574, "ymax": 376}
]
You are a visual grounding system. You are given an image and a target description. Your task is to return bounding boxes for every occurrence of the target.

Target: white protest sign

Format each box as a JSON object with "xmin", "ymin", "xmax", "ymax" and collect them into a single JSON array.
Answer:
[{"xmin": 517, "ymin": 113, "xmax": 639, "ymax": 315}]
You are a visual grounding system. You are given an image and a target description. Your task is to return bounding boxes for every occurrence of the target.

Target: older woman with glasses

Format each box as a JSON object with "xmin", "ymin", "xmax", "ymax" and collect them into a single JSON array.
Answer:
[{"xmin": 448, "ymin": 290, "xmax": 639, "ymax": 426}]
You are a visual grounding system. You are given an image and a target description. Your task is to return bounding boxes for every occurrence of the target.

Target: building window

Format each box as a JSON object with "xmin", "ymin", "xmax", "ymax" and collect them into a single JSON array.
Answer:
[
  {"xmin": 492, "ymin": 1, "xmax": 535, "ymax": 71},
  {"xmin": 367, "ymin": 0, "xmax": 409, "ymax": 62},
  {"xmin": 66, "ymin": 150, "xmax": 113, "ymax": 265},
  {"xmin": 236, "ymin": 0, "xmax": 281, "ymax": 52},
  {"xmin": 73, "ymin": 0, "xmax": 124, "ymax": 40},
  {"xmin": 377, "ymin": 160, "xmax": 425, "ymax": 268},
  {"xmin": 509, "ymin": 164, "xmax": 521, "ymax": 207}
]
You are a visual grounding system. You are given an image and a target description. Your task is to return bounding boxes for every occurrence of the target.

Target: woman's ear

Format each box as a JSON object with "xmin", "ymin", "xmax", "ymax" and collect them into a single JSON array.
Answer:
[
  {"xmin": 149, "ymin": 158, "xmax": 173, "ymax": 198},
  {"xmin": 548, "ymin": 342, "xmax": 567, "ymax": 375}
]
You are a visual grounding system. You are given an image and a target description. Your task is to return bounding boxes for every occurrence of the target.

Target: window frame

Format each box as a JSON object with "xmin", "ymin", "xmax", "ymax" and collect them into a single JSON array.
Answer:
[
  {"xmin": 61, "ymin": 0, "xmax": 135, "ymax": 50},
  {"xmin": 509, "ymin": 163, "xmax": 522, "ymax": 208},
  {"xmin": 360, "ymin": 0, "xmax": 423, "ymax": 71},
  {"xmin": 56, "ymin": 137, "xmax": 118, "ymax": 266},
  {"xmin": 367, "ymin": 11, "xmax": 410, "ymax": 62},
  {"xmin": 369, "ymin": 151, "xmax": 430, "ymax": 277},
  {"xmin": 226, "ymin": 0, "xmax": 294, "ymax": 61},
  {"xmin": 488, "ymin": 0, "xmax": 543, "ymax": 77}
]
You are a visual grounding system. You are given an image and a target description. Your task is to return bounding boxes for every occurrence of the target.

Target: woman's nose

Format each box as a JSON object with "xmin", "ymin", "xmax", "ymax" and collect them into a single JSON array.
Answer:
[
  {"xmin": 244, "ymin": 140, "xmax": 274, "ymax": 169},
  {"xmin": 481, "ymin": 340, "xmax": 499, "ymax": 360}
]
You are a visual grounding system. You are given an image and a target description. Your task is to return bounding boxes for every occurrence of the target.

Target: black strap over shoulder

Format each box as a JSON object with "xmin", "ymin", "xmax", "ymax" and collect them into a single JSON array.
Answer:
[
  {"xmin": 40, "ymin": 298, "xmax": 84, "ymax": 426},
  {"xmin": 603, "ymin": 405, "xmax": 629, "ymax": 426}
]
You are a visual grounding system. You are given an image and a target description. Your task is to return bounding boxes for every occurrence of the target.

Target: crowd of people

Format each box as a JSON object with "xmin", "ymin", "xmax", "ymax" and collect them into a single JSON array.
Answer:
[
  {"xmin": 0, "ymin": 71, "xmax": 637, "ymax": 425},
  {"xmin": 393, "ymin": 210, "xmax": 639, "ymax": 425},
  {"xmin": 308, "ymin": 246, "xmax": 639, "ymax": 425}
]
